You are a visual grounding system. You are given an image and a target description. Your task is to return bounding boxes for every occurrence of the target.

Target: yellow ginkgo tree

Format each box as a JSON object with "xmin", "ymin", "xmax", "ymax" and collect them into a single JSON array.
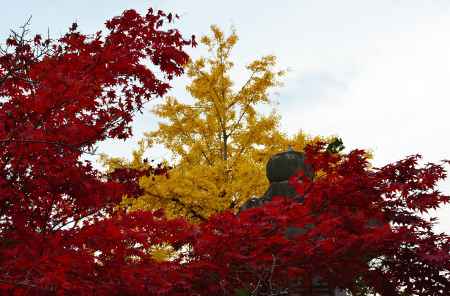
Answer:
[{"xmin": 103, "ymin": 25, "xmax": 332, "ymax": 222}]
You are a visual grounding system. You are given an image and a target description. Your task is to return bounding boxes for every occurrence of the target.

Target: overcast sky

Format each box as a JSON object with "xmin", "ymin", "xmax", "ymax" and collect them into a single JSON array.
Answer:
[{"xmin": 2, "ymin": 0, "xmax": 449, "ymax": 233}]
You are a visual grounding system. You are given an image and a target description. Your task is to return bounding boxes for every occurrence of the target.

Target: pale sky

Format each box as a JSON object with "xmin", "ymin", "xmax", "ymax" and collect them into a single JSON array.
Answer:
[{"xmin": 2, "ymin": 0, "xmax": 449, "ymax": 233}]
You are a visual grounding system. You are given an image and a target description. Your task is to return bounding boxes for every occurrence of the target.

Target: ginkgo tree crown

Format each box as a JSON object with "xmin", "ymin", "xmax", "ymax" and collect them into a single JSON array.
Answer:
[{"xmin": 106, "ymin": 25, "xmax": 332, "ymax": 221}]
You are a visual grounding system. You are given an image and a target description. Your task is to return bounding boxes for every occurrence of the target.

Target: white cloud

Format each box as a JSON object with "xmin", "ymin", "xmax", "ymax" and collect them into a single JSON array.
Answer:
[{"xmin": 280, "ymin": 13, "xmax": 450, "ymax": 233}]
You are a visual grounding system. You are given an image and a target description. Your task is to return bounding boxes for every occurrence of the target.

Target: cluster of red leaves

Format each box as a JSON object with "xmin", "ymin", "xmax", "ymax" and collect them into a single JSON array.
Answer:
[
  {"xmin": 1, "ymin": 7, "xmax": 449, "ymax": 296},
  {"xmin": 180, "ymin": 145, "xmax": 449, "ymax": 296},
  {"xmin": 0, "ymin": 7, "xmax": 194, "ymax": 295}
]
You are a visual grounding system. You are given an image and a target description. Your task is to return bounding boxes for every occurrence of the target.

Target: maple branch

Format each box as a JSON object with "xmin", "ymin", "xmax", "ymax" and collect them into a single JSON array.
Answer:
[
  {"xmin": 268, "ymin": 254, "xmax": 277, "ymax": 294},
  {"xmin": 0, "ymin": 17, "xmax": 53, "ymax": 88},
  {"xmin": 51, "ymin": 208, "xmax": 104, "ymax": 231},
  {"xmin": 0, "ymin": 138, "xmax": 98, "ymax": 155}
]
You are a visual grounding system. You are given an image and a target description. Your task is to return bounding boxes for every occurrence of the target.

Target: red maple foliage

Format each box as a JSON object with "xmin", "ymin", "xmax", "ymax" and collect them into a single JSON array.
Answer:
[
  {"xmin": 186, "ymin": 145, "xmax": 450, "ymax": 295},
  {"xmin": 1, "ymin": 7, "xmax": 449, "ymax": 296},
  {"xmin": 0, "ymin": 7, "xmax": 194, "ymax": 295}
]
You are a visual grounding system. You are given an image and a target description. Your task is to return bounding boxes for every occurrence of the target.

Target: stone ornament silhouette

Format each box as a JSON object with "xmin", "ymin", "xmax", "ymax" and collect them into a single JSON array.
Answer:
[
  {"xmin": 239, "ymin": 147, "xmax": 314, "ymax": 211},
  {"xmin": 239, "ymin": 148, "xmax": 347, "ymax": 296}
]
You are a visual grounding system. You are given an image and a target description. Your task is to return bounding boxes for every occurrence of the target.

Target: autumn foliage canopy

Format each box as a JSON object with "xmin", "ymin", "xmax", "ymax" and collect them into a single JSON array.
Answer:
[{"xmin": 0, "ymin": 7, "xmax": 449, "ymax": 296}]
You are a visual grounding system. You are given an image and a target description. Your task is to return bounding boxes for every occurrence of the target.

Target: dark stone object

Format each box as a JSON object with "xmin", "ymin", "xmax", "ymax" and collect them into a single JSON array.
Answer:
[
  {"xmin": 266, "ymin": 149, "xmax": 313, "ymax": 183},
  {"xmin": 239, "ymin": 148, "xmax": 313, "ymax": 211}
]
